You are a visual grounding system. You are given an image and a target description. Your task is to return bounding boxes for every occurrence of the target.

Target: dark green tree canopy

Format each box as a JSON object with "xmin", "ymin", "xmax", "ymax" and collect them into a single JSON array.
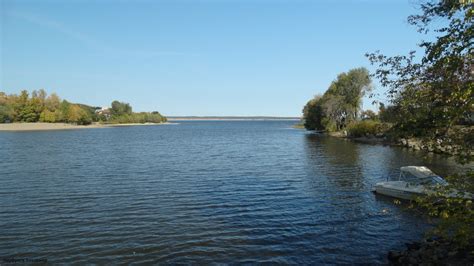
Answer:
[
  {"xmin": 302, "ymin": 67, "xmax": 372, "ymax": 131},
  {"xmin": 111, "ymin": 101, "xmax": 133, "ymax": 116}
]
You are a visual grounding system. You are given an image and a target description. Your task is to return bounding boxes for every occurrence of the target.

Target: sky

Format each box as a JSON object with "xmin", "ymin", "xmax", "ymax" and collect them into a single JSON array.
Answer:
[{"xmin": 1, "ymin": 0, "xmax": 429, "ymax": 117}]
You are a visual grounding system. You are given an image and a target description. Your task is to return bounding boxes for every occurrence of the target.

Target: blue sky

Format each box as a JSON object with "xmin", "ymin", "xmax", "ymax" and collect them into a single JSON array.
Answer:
[{"xmin": 1, "ymin": 0, "xmax": 427, "ymax": 116}]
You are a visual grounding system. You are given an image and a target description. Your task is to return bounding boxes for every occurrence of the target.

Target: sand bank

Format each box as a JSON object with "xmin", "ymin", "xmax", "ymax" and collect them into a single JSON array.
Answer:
[{"xmin": 0, "ymin": 122, "xmax": 169, "ymax": 131}]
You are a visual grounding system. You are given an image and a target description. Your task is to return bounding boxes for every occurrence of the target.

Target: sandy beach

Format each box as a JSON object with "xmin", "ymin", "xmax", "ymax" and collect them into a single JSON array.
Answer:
[{"xmin": 0, "ymin": 122, "xmax": 169, "ymax": 131}]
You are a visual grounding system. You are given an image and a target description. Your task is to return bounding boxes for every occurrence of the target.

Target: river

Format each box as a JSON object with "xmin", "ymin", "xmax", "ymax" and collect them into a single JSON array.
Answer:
[{"xmin": 0, "ymin": 121, "xmax": 463, "ymax": 264}]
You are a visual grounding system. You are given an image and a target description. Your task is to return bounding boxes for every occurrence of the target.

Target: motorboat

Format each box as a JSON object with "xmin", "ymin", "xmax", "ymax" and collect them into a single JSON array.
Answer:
[{"xmin": 373, "ymin": 166, "xmax": 448, "ymax": 200}]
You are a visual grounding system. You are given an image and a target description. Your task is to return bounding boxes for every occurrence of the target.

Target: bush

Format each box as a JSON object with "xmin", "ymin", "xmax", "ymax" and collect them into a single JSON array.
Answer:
[
  {"xmin": 346, "ymin": 120, "xmax": 388, "ymax": 137},
  {"xmin": 106, "ymin": 112, "xmax": 166, "ymax": 124},
  {"xmin": 0, "ymin": 105, "xmax": 13, "ymax": 123},
  {"xmin": 413, "ymin": 171, "xmax": 474, "ymax": 248},
  {"xmin": 39, "ymin": 109, "xmax": 57, "ymax": 123}
]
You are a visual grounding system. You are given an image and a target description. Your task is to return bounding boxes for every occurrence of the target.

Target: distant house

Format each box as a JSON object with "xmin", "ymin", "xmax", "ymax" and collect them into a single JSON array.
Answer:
[{"xmin": 95, "ymin": 107, "xmax": 111, "ymax": 120}]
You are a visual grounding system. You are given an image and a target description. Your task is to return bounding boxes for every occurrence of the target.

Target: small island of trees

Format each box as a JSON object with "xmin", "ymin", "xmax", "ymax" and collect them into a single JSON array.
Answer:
[{"xmin": 0, "ymin": 90, "xmax": 167, "ymax": 125}]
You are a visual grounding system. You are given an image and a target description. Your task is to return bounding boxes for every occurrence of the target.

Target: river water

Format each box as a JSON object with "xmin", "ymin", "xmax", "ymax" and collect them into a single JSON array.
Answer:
[{"xmin": 0, "ymin": 121, "xmax": 463, "ymax": 264}]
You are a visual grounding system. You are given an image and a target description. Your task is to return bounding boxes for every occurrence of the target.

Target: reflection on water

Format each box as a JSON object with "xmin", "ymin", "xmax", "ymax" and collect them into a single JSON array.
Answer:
[{"xmin": 0, "ymin": 121, "xmax": 465, "ymax": 264}]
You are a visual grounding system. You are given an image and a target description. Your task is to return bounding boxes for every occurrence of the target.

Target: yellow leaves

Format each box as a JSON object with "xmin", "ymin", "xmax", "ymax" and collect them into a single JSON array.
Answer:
[{"xmin": 441, "ymin": 211, "xmax": 449, "ymax": 219}]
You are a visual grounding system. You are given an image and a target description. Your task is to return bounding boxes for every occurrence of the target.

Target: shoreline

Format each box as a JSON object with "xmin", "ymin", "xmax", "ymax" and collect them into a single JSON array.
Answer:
[
  {"xmin": 312, "ymin": 130, "xmax": 469, "ymax": 157},
  {"xmin": 167, "ymin": 118, "xmax": 300, "ymax": 121},
  {"xmin": 388, "ymin": 238, "xmax": 474, "ymax": 265},
  {"xmin": 0, "ymin": 122, "xmax": 170, "ymax": 132}
]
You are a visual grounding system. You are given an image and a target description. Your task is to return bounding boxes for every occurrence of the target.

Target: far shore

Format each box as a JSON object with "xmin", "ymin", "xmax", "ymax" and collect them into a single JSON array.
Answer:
[
  {"xmin": 0, "ymin": 122, "xmax": 170, "ymax": 131},
  {"xmin": 167, "ymin": 117, "xmax": 300, "ymax": 121}
]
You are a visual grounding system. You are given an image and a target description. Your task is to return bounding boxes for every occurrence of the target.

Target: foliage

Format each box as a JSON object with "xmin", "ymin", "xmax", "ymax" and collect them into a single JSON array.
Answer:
[
  {"xmin": 366, "ymin": 0, "xmax": 474, "ymax": 248},
  {"xmin": 67, "ymin": 104, "xmax": 92, "ymax": 125},
  {"xmin": 106, "ymin": 111, "xmax": 166, "ymax": 124},
  {"xmin": 346, "ymin": 120, "xmax": 388, "ymax": 138},
  {"xmin": 39, "ymin": 109, "xmax": 57, "ymax": 123},
  {"xmin": 0, "ymin": 90, "xmax": 167, "ymax": 125},
  {"xmin": 303, "ymin": 67, "xmax": 372, "ymax": 131},
  {"xmin": 0, "ymin": 105, "xmax": 14, "ymax": 123},
  {"xmin": 378, "ymin": 103, "xmax": 400, "ymax": 124},
  {"xmin": 413, "ymin": 171, "xmax": 474, "ymax": 248},
  {"xmin": 111, "ymin": 101, "xmax": 132, "ymax": 117},
  {"xmin": 303, "ymin": 96, "xmax": 325, "ymax": 130}
]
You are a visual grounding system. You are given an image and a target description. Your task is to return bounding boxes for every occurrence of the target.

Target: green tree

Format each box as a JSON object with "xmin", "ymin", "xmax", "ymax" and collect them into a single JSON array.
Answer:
[
  {"xmin": 45, "ymin": 93, "xmax": 61, "ymax": 111},
  {"xmin": 366, "ymin": 1, "xmax": 473, "ymax": 152},
  {"xmin": 0, "ymin": 105, "xmax": 13, "ymax": 123},
  {"xmin": 58, "ymin": 100, "xmax": 71, "ymax": 122},
  {"xmin": 111, "ymin": 101, "xmax": 132, "ymax": 116},
  {"xmin": 39, "ymin": 109, "xmax": 57, "ymax": 123},
  {"xmin": 378, "ymin": 103, "xmax": 400, "ymax": 123},
  {"xmin": 367, "ymin": 0, "xmax": 473, "ymax": 247},
  {"xmin": 303, "ymin": 96, "xmax": 325, "ymax": 130},
  {"xmin": 302, "ymin": 67, "xmax": 371, "ymax": 131},
  {"xmin": 324, "ymin": 68, "xmax": 372, "ymax": 127},
  {"xmin": 67, "ymin": 104, "xmax": 92, "ymax": 125},
  {"xmin": 0, "ymin": 92, "xmax": 14, "ymax": 123}
]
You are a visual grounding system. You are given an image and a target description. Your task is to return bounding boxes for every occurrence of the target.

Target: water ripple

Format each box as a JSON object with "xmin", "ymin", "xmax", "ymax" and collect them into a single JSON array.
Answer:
[{"xmin": 0, "ymin": 121, "xmax": 464, "ymax": 264}]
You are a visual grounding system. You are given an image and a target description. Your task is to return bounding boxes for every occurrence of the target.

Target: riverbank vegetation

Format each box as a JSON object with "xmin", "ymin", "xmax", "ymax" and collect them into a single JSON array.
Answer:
[
  {"xmin": 0, "ymin": 90, "xmax": 166, "ymax": 125},
  {"xmin": 302, "ymin": 0, "xmax": 473, "ymax": 255},
  {"xmin": 303, "ymin": 67, "xmax": 372, "ymax": 131},
  {"xmin": 386, "ymin": 0, "xmax": 472, "ymax": 256}
]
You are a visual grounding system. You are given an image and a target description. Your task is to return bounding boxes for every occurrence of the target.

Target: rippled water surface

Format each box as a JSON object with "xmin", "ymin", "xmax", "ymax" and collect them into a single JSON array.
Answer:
[{"xmin": 0, "ymin": 121, "xmax": 463, "ymax": 264}]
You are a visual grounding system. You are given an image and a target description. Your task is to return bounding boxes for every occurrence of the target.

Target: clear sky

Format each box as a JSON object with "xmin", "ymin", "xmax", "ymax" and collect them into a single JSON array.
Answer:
[{"xmin": 1, "ymin": 0, "xmax": 428, "ymax": 117}]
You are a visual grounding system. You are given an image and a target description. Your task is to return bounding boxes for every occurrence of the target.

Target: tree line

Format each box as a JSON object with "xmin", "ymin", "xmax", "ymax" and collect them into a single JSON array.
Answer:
[{"xmin": 0, "ymin": 90, "xmax": 166, "ymax": 125}]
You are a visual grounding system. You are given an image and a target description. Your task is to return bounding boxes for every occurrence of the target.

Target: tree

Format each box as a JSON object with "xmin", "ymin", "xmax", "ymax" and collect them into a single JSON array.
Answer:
[
  {"xmin": 39, "ymin": 109, "xmax": 57, "ymax": 123},
  {"xmin": 45, "ymin": 93, "xmax": 61, "ymax": 111},
  {"xmin": 67, "ymin": 104, "xmax": 92, "ymax": 125},
  {"xmin": 325, "ymin": 68, "xmax": 372, "ymax": 122},
  {"xmin": 367, "ymin": 0, "xmax": 473, "ymax": 247},
  {"xmin": 58, "ymin": 100, "xmax": 71, "ymax": 122},
  {"xmin": 322, "ymin": 94, "xmax": 347, "ymax": 131},
  {"xmin": 360, "ymin": 110, "xmax": 377, "ymax": 120},
  {"xmin": 0, "ymin": 105, "xmax": 13, "ymax": 123},
  {"xmin": 303, "ymin": 96, "xmax": 325, "ymax": 130},
  {"xmin": 302, "ymin": 67, "xmax": 372, "ymax": 131},
  {"xmin": 366, "ymin": 1, "xmax": 473, "ymax": 143},
  {"xmin": 111, "ymin": 101, "xmax": 132, "ymax": 116},
  {"xmin": 378, "ymin": 103, "xmax": 399, "ymax": 123},
  {"xmin": 0, "ymin": 92, "xmax": 13, "ymax": 123},
  {"xmin": 0, "ymin": 90, "xmax": 166, "ymax": 125}
]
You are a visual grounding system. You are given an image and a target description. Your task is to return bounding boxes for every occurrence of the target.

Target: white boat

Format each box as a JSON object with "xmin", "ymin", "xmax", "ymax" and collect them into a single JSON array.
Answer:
[{"xmin": 373, "ymin": 166, "xmax": 448, "ymax": 200}]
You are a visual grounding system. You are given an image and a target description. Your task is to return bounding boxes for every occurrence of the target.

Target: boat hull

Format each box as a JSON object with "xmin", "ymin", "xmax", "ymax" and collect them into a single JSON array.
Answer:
[{"xmin": 374, "ymin": 182, "xmax": 425, "ymax": 200}]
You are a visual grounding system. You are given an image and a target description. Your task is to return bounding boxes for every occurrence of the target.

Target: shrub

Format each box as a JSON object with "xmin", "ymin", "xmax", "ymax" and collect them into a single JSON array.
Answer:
[
  {"xmin": 106, "ymin": 112, "xmax": 166, "ymax": 124},
  {"xmin": 39, "ymin": 109, "xmax": 57, "ymax": 123},
  {"xmin": 346, "ymin": 120, "xmax": 388, "ymax": 137},
  {"xmin": 0, "ymin": 105, "xmax": 14, "ymax": 123}
]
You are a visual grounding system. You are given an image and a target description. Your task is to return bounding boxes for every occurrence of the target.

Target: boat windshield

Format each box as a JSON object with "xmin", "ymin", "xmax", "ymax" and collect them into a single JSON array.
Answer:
[
  {"xmin": 418, "ymin": 175, "xmax": 448, "ymax": 186},
  {"xmin": 399, "ymin": 170, "xmax": 448, "ymax": 186}
]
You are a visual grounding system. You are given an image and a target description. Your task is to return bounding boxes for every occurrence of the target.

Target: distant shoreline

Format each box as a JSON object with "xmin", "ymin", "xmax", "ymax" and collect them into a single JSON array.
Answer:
[
  {"xmin": 0, "ymin": 119, "xmax": 300, "ymax": 131},
  {"xmin": 0, "ymin": 122, "xmax": 169, "ymax": 131},
  {"xmin": 167, "ymin": 116, "xmax": 300, "ymax": 121}
]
